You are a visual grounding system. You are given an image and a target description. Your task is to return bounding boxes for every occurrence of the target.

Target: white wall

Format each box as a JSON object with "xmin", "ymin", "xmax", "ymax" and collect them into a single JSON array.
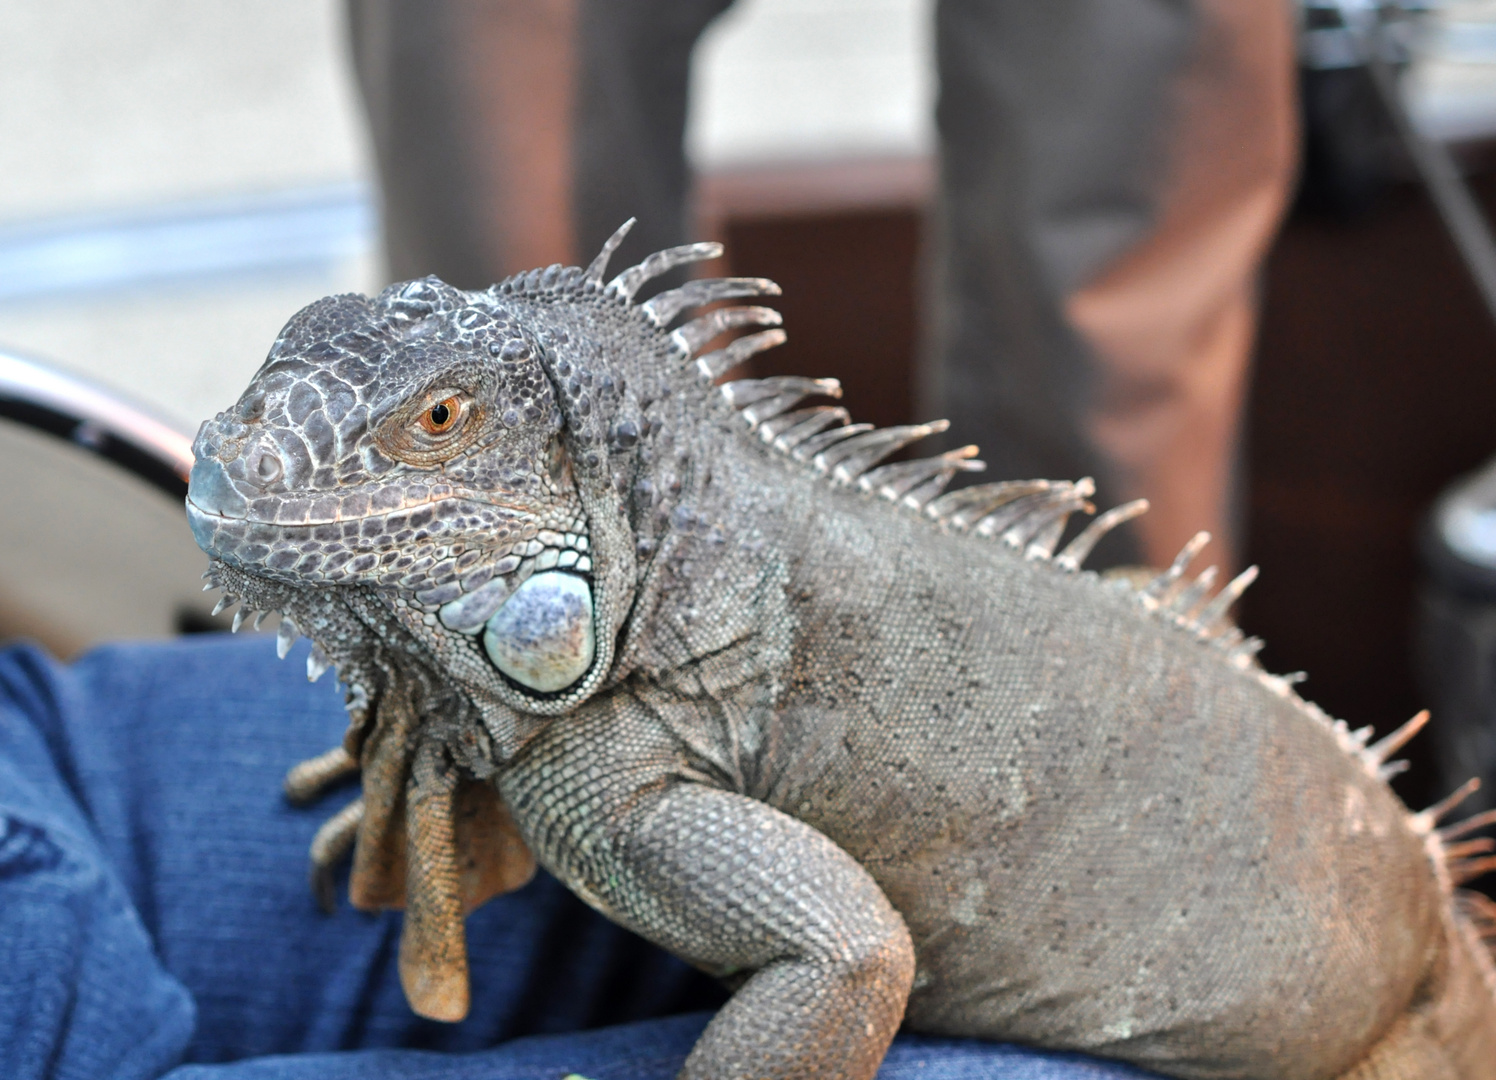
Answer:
[
  {"xmin": 688, "ymin": 0, "xmax": 934, "ymax": 169},
  {"xmin": 0, "ymin": 0, "xmax": 375, "ymax": 429}
]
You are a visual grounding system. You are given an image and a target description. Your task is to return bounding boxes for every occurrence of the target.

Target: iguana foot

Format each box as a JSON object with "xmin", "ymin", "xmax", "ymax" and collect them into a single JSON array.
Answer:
[
  {"xmin": 284, "ymin": 744, "xmax": 359, "ymax": 804},
  {"xmin": 307, "ymin": 795, "xmax": 364, "ymax": 913}
]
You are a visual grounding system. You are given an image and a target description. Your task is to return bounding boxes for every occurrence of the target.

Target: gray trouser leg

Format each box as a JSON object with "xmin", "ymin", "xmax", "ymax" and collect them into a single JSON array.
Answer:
[
  {"xmin": 573, "ymin": 0, "xmax": 737, "ymax": 275},
  {"xmin": 347, "ymin": 0, "xmax": 578, "ymax": 287},
  {"xmin": 926, "ymin": 0, "xmax": 1296, "ymax": 570},
  {"xmin": 346, "ymin": 0, "xmax": 733, "ymax": 287}
]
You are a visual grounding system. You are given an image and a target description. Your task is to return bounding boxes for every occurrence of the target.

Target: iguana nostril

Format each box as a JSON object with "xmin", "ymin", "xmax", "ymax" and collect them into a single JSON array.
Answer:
[
  {"xmin": 256, "ymin": 451, "xmax": 283, "ymax": 484},
  {"xmin": 238, "ymin": 391, "xmax": 266, "ymax": 422}
]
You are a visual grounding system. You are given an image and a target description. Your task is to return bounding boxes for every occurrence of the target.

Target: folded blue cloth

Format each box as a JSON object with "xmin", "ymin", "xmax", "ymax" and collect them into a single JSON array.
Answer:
[{"xmin": 0, "ymin": 634, "xmax": 1156, "ymax": 1080}]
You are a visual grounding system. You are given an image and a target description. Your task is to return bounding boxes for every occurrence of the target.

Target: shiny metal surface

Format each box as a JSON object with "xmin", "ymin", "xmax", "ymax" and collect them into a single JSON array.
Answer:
[
  {"xmin": 0, "ymin": 346, "xmax": 193, "ymax": 495},
  {"xmin": 0, "ymin": 349, "xmax": 236, "ymax": 655}
]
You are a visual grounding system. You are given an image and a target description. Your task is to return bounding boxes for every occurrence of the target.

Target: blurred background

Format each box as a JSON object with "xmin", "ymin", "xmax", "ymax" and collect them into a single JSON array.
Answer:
[
  {"xmin": 0, "ymin": 0, "xmax": 935, "ymax": 432},
  {"xmin": 6, "ymin": 0, "xmax": 1496, "ymax": 816}
]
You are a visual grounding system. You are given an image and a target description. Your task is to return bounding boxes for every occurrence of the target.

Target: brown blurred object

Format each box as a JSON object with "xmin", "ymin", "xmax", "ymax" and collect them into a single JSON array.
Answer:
[
  {"xmin": 347, "ymin": 0, "xmax": 580, "ymax": 286},
  {"xmin": 1066, "ymin": 0, "xmax": 1298, "ymax": 577},
  {"xmin": 1244, "ymin": 174, "xmax": 1496, "ymax": 806},
  {"xmin": 696, "ymin": 159, "xmax": 932, "ymax": 433}
]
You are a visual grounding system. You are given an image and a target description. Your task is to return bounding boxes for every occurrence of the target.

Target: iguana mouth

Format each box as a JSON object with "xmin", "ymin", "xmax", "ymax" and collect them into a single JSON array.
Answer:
[
  {"xmin": 189, "ymin": 492, "xmax": 587, "ymax": 594},
  {"xmin": 187, "ymin": 455, "xmax": 535, "ymax": 528},
  {"xmin": 186, "ymin": 448, "xmax": 582, "ymax": 593}
]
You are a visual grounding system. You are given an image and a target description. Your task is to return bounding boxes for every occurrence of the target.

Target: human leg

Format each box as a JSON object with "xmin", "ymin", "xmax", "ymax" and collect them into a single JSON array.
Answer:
[
  {"xmin": 927, "ymin": 0, "xmax": 1297, "ymax": 571},
  {"xmin": 345, "ymin": 0, "xmax": 734, "ymax": 288},
  {"xmin": 0, "ymin": 634, "xmax": 720, "ymax": 1073}
]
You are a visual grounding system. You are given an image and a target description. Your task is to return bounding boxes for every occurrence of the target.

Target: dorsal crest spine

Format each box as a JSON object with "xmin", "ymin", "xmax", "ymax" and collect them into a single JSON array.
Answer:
[{"xmin": 594, "ymin": 233, "xmax": 1282, "ymax": 664}]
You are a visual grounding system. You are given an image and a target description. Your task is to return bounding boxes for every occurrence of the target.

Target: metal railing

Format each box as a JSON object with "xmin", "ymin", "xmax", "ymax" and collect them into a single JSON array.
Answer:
[{"xmin": 0, "ymin": 348, "xmax": 194, "ymax": 498}]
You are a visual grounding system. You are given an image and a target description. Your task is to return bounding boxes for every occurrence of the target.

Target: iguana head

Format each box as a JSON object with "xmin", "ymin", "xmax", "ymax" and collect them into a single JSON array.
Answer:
[
  {"xmin": 186, "ymin": 222, "xmax": 783, "ymax": 755},
  {"xmin": 187, "ymin": 275, "xmax": 596, "ymax": 688}
]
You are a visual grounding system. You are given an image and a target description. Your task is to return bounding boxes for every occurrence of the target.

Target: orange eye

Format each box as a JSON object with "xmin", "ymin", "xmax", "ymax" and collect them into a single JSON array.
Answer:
[{"xmin": 419, "ymin": 396, "xmax": 461, "ymax": 434}]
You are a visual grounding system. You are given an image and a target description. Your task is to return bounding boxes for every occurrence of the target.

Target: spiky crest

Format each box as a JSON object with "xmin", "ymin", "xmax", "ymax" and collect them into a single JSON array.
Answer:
[
  {"xmin": 1054, "ymin": 500, "xmax": 1148, "ymax": 572},
  {"xmin": 642, "ymin": 277, "xmax": 782, "ymax": 328},
  {"xmin": 1411, "ymin": 777, "xmax": 1496, "ymax": 900},
  {"xmin": 1416, "ymin": 778, "xmax": 1483, "ymax": 832},
  {"xmin": 1442, "ymin": 808, "xmax": 1496, "ymax": 842},
  {"xmin": 1366, "ymin": 710, "xmax": 1430, "ymax": 767},
  {"xmin": 620, "ymin": 240, "xmax": 1267, "ymax": 642},
  {"xmin": 584, "ymin": 218, "xmax": 635, "ymax": 285},
  {"xmin": 673, "ymin": 306, "xmax": 783, "ymax": 357},
  {"xmin": 608, "ymin": 241, "xmax": 723, "ymax": 302}
]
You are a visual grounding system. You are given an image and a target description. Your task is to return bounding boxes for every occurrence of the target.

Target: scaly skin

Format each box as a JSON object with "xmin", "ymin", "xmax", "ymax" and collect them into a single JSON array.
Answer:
[{"xmin": 186, "ymin": 224, "xmax": 1496, "ymax": 1079}]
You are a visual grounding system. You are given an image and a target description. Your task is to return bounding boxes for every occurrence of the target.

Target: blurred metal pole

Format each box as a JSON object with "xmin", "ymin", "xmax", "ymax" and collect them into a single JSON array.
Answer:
[
  {"xmin": 1370, "ymin": 62, "xmax": 1496, "ymax": 329},
  {"xmin": 1346, "ymin": 1, "xmax": 1496, "ymax": 329}
]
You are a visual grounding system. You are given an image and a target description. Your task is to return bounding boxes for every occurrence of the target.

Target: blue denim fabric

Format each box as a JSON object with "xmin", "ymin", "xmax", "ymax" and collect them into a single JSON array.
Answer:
[{"xmin": 0, "ymin": 635, "xmax": 1158, "ymax": 1080}]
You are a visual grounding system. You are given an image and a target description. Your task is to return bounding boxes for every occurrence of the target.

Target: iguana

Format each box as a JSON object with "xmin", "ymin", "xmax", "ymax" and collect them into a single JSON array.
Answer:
[{"xmin": 185, "ymin": 222, "xmax": 1496, "ymax": 1080}]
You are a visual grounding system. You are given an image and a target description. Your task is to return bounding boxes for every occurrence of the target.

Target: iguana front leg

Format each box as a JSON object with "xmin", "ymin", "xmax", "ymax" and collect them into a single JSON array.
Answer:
[
  {"xmin": 632, "ymin": 785, "xmax": 916, "ymax": 1080},
  {"xmin": 500, "ymin": 698, "xmax": 916, "ymax": 1080}
]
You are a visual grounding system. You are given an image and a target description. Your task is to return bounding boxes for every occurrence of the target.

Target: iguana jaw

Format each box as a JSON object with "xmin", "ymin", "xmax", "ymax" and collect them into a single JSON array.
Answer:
[
  {"xmin": 184, "ymin": 469, "xmax": 579, "ymax": 592},
  {"xmin": 189, "ymin": 458, "xmax": 600, "ymax": 709}
]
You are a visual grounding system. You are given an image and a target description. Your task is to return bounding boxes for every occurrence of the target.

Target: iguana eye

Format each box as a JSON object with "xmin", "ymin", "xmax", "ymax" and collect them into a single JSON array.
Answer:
[
  {"xmin": 420, "ymin": 396, "xmax": 461, "ymax": 435},
  {"xmin": 376, "ymin": 389, "xmax": 482, "ymax": 465}
]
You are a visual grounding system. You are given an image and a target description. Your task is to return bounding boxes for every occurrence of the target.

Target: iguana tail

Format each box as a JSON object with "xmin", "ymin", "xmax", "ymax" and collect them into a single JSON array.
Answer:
[{"xmin": 1338, "ymin": 855, "xmax": 1496, "ymax": 1080}]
